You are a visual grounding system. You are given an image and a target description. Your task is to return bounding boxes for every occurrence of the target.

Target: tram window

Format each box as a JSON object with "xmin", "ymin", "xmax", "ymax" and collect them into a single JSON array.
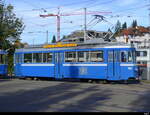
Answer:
[
  {"xmin": 0, "ymin": 54, "xmax": 6, "ymax": 64},
  {"xmin": 33, "ymin": 53, "xmax": 42, "ymax": 63},
  {"xmin": 77, "ymin": 51, "xmax": 89, "ymax": 62},
  {"xmin": 108, "ymin": 51, "xmax": 114, "ymax": 62},
  {"xmin": 132, "ymin": 51, "xmax": 136, "ymax": 62},
  {"xmin": 65, "ymin": 52, "xmax": 76, "ymax": 62},
  {"xmin": 0, "ymin": 54, "xmax": 3, "ymax": 64},
  {"xmin": 90, "ymin": 51, "xmax": 103, "ymax": 62},
  {"xmin": 43, "ymin": 53, "xmax": 52, "ymax": 63},
  {"xmin": 24, "ymin": 53, "xmax": 32, "ymax": 63},
  {"xmin": 128, "ymin": 51, "xmax": 132, "ymax": 62},
  {"xmin": 15, "ymin": 54, "xmax": 20, "ymax": 63},
  {"xmin": 121, "ymin": 51, "xmax": 128, "ymax": 62}
]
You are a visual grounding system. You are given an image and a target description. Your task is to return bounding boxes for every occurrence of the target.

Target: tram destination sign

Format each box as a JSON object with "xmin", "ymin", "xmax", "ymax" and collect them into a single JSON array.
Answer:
[{"xmin": 43, "ymin": 43, "xmax": 77, "ymax": 48}]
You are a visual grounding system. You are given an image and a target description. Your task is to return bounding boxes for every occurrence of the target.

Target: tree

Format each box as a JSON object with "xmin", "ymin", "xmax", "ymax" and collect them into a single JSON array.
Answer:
[
  {"xmin": 114, "ymin": 20, "xmax": 121, "ymax": 36},
  {"xmin": 62, "ymin": 35, "xmax": 66, "ymax": 39},
  {"xmin": 132, "ymin": 20, "xmax": 137, "ymax": 28},
  {"xmin": 122, "ymin": 22, "xmax": 127, "ymax": 30},
  {"xmin": 0, "ymin": 2, "xmax": 25, "ymax": 76},
  {"xmin": 51, "ymin": 35, "xmax": 56, "ymax": 43}
]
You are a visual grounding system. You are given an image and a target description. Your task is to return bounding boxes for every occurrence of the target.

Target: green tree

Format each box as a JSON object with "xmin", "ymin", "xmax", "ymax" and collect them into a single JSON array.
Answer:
[
  {"xmin": 122, "ymin": 22, "xmax": 127, "ymax": 30},
  {"xmin": 132, "ymin": 20, "xmax": 137, "ymax": 28},
  {"xmin": 62, "ymin": 35, "xmax": 66, "ymax": 39},
  {"xmin": 0, "ymin": 3, "xmax": 25, "ymax": 76},
  {"xmin": 114, "ymin": 20, "xmax": 121, "ymax": 36},
  {"xmin": 51, "ymin": 35, "xmax": 56, "ymax": 43}
]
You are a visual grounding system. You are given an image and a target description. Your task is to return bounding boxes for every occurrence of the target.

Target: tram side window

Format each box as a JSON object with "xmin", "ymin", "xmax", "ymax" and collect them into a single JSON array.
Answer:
[
  {"xmin": 132, "ymin": 51, "xmax": 136, "ymax": 62},
  {"xmin": 24, "ymin": 53, "xmax": 32, "ymax": 63},
  {"xmin": 65, "ymin": 52, "xmax": 76, "ymax": 62},
  {"xmin": 0, "ymin": 54, "xmax": 6, "ymax": 64},
  {"xmin": 77, "ymin": 51, "xmax": 89, "ymax": 62},
  {"xmin": 15, "ymin": 54, "xmax": 20, "ymax": 63},
  {"xmin": 43, "ymin": 53, "xmax": 52, "ymax": 63},
  {"xmin": 108, "ymin": 51, "xmax": 114, "ymax": 62},
  {"xmin": 121, "ymin": 51, "xmax": 128, "ymax": 62},
  {"xmin": 128, "ymin": 51, "xmax": 133, "ymax": 62},
  {"xmin": 0, "ymin": 54, "xmax": 3, "ymax": 64},
  {"xmin": 121, "ymin": 51, "xmax": 134, "ymax": 62},
  {"xmin": 90, "ymin": 51, "xmax": 103, "ymax": 62},
  {"xmin": 33, "ymin": 53, "xmax": 42, "ymax": 63}
]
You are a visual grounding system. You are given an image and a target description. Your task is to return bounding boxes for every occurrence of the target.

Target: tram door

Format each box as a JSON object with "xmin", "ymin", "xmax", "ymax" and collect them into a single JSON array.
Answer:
[
  {"xmin": 54, "ymin": 52, "xmax": 63, "ymax": 79},
  {"xmin": 107, "ymin": 50, "xmax": 120, "ymax": 80}
]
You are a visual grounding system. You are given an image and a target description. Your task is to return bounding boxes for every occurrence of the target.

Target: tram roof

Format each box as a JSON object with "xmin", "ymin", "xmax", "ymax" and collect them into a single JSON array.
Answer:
[{"xmin": 15, "ymin": 42, "xmax": 135, "ymax": 53}]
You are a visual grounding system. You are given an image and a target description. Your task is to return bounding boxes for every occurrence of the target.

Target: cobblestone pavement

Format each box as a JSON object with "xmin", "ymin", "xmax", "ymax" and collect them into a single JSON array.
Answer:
[{"xmin": 0, "ymin": 79, "xmax": 150, "ymax": 112}]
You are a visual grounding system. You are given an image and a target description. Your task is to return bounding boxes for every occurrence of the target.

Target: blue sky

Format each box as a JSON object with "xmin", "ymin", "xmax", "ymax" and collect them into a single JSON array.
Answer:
[{"xmin": 4, "ymin": 0, "xmax": 150, "ymax": 44}]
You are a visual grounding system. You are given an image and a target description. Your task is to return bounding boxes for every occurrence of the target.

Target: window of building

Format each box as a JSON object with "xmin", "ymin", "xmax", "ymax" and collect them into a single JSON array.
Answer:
[
  {"xmin": 24, "ymin": 53, "xmax": 32, "ymax": 63},
  {"xmin": 143, "ymin": 51, "xmax": 147, "ymax": 57},
  {"xmin": 33, "ymin": 53, "xmax": 42, "ymax": 63},
  {"xmin": 90, "ymin": 51, "xmax": 103, "ymax": 62},
  {"xmin": 136, "ymin": 51, "xmax": 140, "ymax": 57},
  {"xmin": 142, "ymin": 61, "xmax": 147, "ymax": 65},
  {"xmin": 43, "ymin": 53, "xmax": 52, "ymax": 63},
  {"xmin": 65, "ymin": 52, "xmax": 76, "ymax": 62}
]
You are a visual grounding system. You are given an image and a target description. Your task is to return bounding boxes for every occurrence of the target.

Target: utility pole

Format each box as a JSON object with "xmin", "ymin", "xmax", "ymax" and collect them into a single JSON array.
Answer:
[
  {"xmin": 84, "ymin": 8, "xmax": 87, "ymax": 42},
  {"xmin": 57, "ymin": 7, "xmax": 60, "ymax": 41},
  {"xmin": 40, "ymin": 9, "xmax": 111, "ymax": 42},
  {"xmin": 148, "ymin": 0, "xmax": 150, "ymax": 80},
  {"xmin": 46, "ymin": 30, "xmax": 48, "ymax": 44}
]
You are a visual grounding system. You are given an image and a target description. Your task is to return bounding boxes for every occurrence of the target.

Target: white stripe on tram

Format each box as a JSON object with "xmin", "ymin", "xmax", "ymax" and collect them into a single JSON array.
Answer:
[
  {"xmin": 63, "ymin": 64, "xmax": 107, "ymax": 66},
  {"xmin": 120, "ymin": 64, "xmax": 135, "ymax": 66},
  {"xmin": 21, "ymin": 64, "xmax": 55, "ymax": 66}
]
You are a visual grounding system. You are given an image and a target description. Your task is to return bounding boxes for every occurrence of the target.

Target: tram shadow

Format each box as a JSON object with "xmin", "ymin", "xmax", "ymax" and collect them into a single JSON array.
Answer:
[
  {"xmin": 107, "ymin": 80, "xmax": 141, "ymax": 85},
  {"xmin": 0, "ymin": 75, "xmax": 14, "ymax": 82},
  {"xmin": 16, "ymin": 76, "xmax": 141, "ymax": 85},
  {"xmin": 0, "ymin": 77, "xmax": 12, "ymax": 82}
]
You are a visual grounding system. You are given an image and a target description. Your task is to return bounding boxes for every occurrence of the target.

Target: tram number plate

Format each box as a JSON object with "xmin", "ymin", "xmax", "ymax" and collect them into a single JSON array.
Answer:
[
  {"xmin": 79, "ymin": 67, "xmax": 87, "ymax": 75},
  {"xmin": 128, "ymin": 67, "xmax": 132, "ymax": 70}
]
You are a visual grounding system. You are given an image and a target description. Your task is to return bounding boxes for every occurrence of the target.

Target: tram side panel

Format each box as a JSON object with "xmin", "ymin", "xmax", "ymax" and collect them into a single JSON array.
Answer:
[
  {"xmin": 0, "ymin": 65, "xmax": 7, "ymax": 75},
  {"xmin": 14, "ymin": 47, "xmax": 138, "ymax": 81},
  {"xmin": 62, "ymin": 50, "xmax": 108, "ymax": 80},
  {"xmin": 62, "ymin": 64, "xmax": 107, "ymax": 79},
  {"xmin": 14, "ymin": 52, "xmax": 55, "ymax": 78},
  {"xmin": 0, "ymin": 52, "xmax": 8, "ymax": 76},
  {"xmin": 119, "ymin": 49, "xmax": 138, "ymax": 80}
]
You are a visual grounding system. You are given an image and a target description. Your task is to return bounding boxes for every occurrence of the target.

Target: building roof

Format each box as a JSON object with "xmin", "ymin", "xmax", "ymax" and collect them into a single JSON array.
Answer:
[{"xmin": 121, "ymin": 26, "xmax": 149, "ymax": 36}]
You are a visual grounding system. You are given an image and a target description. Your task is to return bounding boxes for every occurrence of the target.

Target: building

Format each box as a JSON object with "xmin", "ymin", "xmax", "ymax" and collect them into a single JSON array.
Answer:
[{"xmin": 59, "ymin": 30, "xmax": 112, "ymax": 43}]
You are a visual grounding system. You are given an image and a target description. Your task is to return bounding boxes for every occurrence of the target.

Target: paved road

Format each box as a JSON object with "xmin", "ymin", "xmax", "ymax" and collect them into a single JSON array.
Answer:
[{"xmin": 0, "ymin": 79, "xmax": 150, "ymax": 112}]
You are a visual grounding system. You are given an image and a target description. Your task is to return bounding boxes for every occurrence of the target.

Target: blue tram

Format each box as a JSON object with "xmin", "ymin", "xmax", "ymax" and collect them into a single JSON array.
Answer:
[
  {"xmin": 14, "ymin": 42, "xmax": 139, "ymax": 81},
  {"xmin": 0, "ymin": 50, "xmax": 7, "ymax": 76}
]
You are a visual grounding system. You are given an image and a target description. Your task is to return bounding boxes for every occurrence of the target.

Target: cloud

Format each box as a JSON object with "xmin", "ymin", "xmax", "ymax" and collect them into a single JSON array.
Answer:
[{"xmin": 116, "ymin": 0, "xmax": 139, "ymax": 6}]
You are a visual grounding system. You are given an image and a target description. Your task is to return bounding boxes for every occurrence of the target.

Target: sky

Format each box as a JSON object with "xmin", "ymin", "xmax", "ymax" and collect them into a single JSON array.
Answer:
[{"xmin": 4, "ymin": 0, "xmax": 150, "ymax": 45}]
